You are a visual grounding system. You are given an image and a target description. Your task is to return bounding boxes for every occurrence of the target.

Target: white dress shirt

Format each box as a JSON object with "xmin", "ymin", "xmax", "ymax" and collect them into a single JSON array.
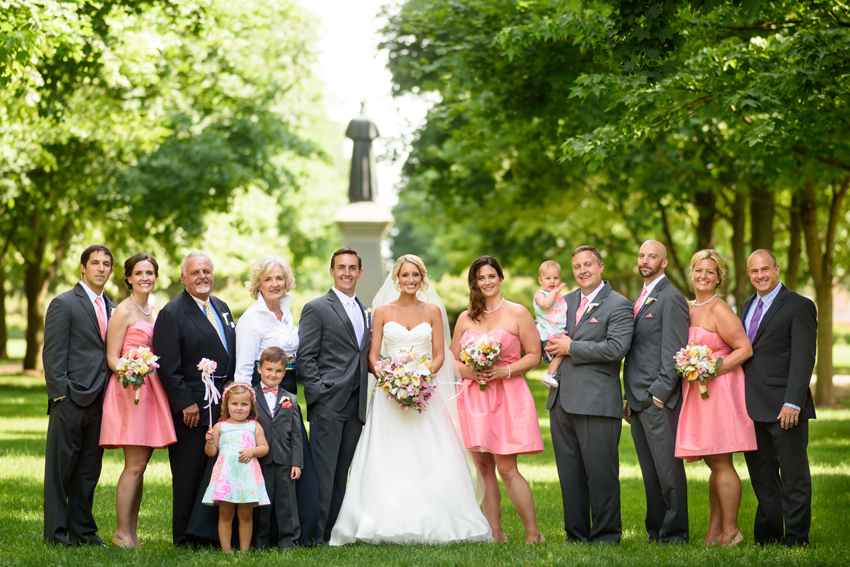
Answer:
[
  {"xmin": 263, "ymin": 390, "xmax": 278, "ymax": 416},
  {"xmin": 79, "ymin": 280, "xmax": 107, "ymax": 325},
  {"xmin": 580, "ymin": 281, "xmax": 607, "ymax": 307},
  {"xmin": 234, "ymin": 294, "xmax": 300, "ymax": 383},
  {"xmin": 332, "ymin": 286, "xmax": 364, "ymax": 347},
  {"xmin": 636, "ymin": 274, "xmax": 666, "ymax": 308}
]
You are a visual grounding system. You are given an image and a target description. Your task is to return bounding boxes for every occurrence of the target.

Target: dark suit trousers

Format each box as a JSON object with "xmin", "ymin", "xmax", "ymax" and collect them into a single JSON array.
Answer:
[
  {"xmin": 168, "ymin": 415, "xmax": 212, "ymax": 546},
  {"xmin": 256, "ymin": 464, "xmax": 298, "ymax": 549},
  {"xmin": 630, "ymin": 403, "xmax": 689, "ymax": 543},
  {"xmin": 744, "ymin": 420, "xmax": 811, "ymax": 546},
  {"xmin": 309, "ymin": 391, "xmax": 363, "ymax": 543},
  {"xmin": 550, "ymin": 402, "xmax": 622, "ymax": 543},
  {"xmin": 43, "ymin": 396, "xmax": 104, "ymax": 545}
]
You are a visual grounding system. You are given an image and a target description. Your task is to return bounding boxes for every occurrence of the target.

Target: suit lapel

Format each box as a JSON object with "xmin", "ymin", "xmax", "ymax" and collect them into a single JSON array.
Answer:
[
  {"xmin": 354, "ymin": 296, "xmax": 369, "ymax": 350},
  {"xmin": 575, "ymin": 283, "xmax": 611, "ymax": 332},
  {"xmin": 75, "ymin": 284, "xmax": 104, "ymax": 343},
  {"xmin": 210, "ymin": 296, "xmax": 235, "ymax": 358},
  {"xmin": 753, "ymin": 286, "xmax": 788, "ymax": 344},
  {"xmin": 636, "ymin": 278, "xmax": 667, "ymax": 319},
  {"xmin": 255, "ymin": 385, "xmax": 273, "ymax": 420},
  {"xmin": 327, "ymin": 290, "xmax": 358, "ymax": 347},
  {"xmin": 181, "ymin": 291, "xmax": 229, "ymax": 361},
  {"xmin": 740, "ymin": 295, "xmax": 755, "ymax": 325},
  {"xmin": 566, "ymin": 291, "xmax": 580, "ymax": 335}
]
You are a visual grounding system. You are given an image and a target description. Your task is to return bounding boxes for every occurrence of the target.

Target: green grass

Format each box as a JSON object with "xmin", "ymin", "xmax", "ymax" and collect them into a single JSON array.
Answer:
[{"xmin": 1, "ymin": 373, "xmax": 849, "ymax": 566}]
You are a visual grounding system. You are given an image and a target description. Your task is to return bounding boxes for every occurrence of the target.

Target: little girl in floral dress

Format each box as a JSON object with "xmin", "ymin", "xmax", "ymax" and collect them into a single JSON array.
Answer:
[
  {"xmin": 534, "ymin": 260, "xmax": 568, "ymax": 389},
  {"xmin": 203, "ymin": 383, "xmax": 270, "ymax": 551}
]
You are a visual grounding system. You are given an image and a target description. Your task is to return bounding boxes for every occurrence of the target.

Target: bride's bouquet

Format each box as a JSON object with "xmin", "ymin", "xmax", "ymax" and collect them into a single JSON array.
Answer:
[
  {"xmin": 116, "ymin": 347, "xmax": 160, "ymax": 405},
  {"xmin": 374, "ymin": 350, "xmax": 438, "ymax": 413},
  {"xmin": 459, "ymin": 333, "xmax": 501, "ymax": 390},
  {"xmin": 674, "ymin": 342, "xmax": 723, "ymax": 400}
]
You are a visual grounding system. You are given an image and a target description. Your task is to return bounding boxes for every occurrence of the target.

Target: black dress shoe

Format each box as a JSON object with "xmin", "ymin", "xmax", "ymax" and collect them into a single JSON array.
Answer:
[{"xmin": 79, "ymin": 537, "xmax": 107, "ymax": 547}]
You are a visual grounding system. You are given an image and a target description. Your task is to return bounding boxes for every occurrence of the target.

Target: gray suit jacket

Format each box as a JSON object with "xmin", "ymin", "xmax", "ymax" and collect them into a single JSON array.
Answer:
[
  {"xmin": 547, "ymin": 282, "xmax": 634, "ymax": 419},
  {"xmin": 43, "ymin": 283, "xmax": 114, "ymax": 408},
  {"xmin": 297, "ymin": 289, "xmax": 372, "ymax": 422},
  {"xmin": 623, "ymin": 277, "xmax": 689, "ymax": 411},
  {"xmin": 253, "ymin": 385, "xmax": 304, "ymax": 468}
]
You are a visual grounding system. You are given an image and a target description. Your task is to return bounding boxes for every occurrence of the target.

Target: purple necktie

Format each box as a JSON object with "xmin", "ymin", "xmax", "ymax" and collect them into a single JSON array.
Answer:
[{"xmin": 747, "ymin": 298, "xmax": 763, "ymax": 343}]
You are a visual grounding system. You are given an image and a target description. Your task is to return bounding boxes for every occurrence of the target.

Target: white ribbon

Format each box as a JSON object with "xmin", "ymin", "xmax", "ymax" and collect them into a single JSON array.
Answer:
[{"xmin": 438, "ymin": 379, "xmax": 465, "ymax": 405}]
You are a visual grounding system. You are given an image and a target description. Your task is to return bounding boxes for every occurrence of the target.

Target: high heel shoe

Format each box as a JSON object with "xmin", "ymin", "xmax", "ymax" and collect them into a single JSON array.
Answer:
[
  {"xmin": 706, "ymin": 534, "xmax": 721, "ymax": 546},
  {"xmin": 724, "ymin": 532, "xmax": 744, "ymax": 547}
]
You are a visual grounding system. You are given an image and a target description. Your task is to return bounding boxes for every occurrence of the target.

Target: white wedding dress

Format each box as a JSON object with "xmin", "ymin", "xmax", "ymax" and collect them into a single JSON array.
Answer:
[{"xmin": 329, "ymin": 321, "xmax": 492, "ymax": 545}]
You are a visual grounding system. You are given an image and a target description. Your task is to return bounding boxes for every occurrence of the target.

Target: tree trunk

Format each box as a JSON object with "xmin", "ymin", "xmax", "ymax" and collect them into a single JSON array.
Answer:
[
  {"xmin": 800, "ymin": 178, "xmax": 850, "ymax": 407},
  {"xmin": 729, "ymin": 190, "xmax": 748, "ymax": 310},
  {"xmin": 0, "ymin": 268, "xmax": 6, "ymax": 359},
  {"xmin": 694, "ymin": 190, "xmax": 716, "ymax": 251},
  {"xmin": 786, "ymin": 191, "xmax": 803, "ymax": 290},
  {"xmin": 23, "ymin": 237, "xmax": 48, "ymax": 372},
  {"xmin": 749, "ymin": 180, "xmax": 774, "ymax": 252}
]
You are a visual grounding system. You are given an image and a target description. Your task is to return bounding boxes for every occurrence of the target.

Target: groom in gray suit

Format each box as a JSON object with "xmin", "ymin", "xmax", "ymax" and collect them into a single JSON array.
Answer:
[
  {"xmin": 298, "ymin": 247, "xmax": 371, "ymax": 543},
  {"xmin": 43, "ymin": 244, "xmax": 114, "ymax": 546},
  {"xmin": 545, "ymin": 245, "xmax": 633, "ymax": 543},
  {"xmin": 623, "ymin": 240, "xmax": 689, "ymax": 544}
]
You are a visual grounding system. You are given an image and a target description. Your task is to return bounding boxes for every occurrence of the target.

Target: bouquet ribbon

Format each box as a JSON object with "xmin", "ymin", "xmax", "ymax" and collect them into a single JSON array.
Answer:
[{"xmin": 200, "ymin": 369, "xmax": 224, "ymax": 425}]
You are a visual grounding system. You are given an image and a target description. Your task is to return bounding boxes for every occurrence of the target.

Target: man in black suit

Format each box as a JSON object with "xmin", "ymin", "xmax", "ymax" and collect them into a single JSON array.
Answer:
[
  {"xmin": 153, "ymin": 251, "xmax": 236, "ymax": 546},
  {"xmin": 623, "ymin": 240, "xmax": 689, "ymax": 544},
  {"xmin": 545, "ymin": 245, "xmax": 634, "ymax": 543},
  {"xmin": 43, "ymin": 244, "xmax": 115, "ymax": 546},
  {"xmin": 741, "ymin": 249, "xmax": 817, "ymax": 547},
  {"xmin": 298, "ymin": 247, "xmax": 371, "ymax": 543}
]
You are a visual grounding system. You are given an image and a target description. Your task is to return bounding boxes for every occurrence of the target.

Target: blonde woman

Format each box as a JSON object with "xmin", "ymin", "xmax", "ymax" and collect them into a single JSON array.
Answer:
[
  {"xmin": 675, "ymin": 250, "xmax": 757, "ymax": 546},
  {"xmin": 234, "ymin": 255, "xmax": 320, "ymax": 546}
]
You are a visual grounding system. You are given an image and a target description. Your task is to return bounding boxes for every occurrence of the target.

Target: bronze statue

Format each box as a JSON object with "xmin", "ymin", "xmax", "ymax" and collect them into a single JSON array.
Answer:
[{"xmin": 345, "ymin": 101, "xmax": 379, "ymax": 202}]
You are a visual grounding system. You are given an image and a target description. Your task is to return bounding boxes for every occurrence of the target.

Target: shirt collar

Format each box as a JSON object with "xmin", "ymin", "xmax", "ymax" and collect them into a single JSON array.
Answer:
[
  {"xmin": 581, "ymin": 281, "xmax": 606, "ymax": 304},
  {"xmin": 757, "ymin": 282, "xmax": 783, "ymax": 303},
  {"xmin": 188, "ymin": 292, "xmax": 211, "ymax": 310},
  {"xmin": 332, "ymin": 286, "xmax": 358, "ymax": 307},
  {"xmin": 642, "ymin": 273, "xmax": 666, "ymax": 297},
  {"xmin": 254, "ymin": 294, "xmax": 294, "ymax": 319},
  {"xmin": 79, "ymin": 280, "xmax": 103, "ymax": 303}
]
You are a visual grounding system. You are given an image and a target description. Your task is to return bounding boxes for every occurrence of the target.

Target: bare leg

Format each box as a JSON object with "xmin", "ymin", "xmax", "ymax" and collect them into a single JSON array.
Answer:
[
  {"xmin": 704, "ymin": 454, "xmax": 742, "ymax": 545},
  {"xmin": 473, "ymin": 452, "xmax": 504, "ymax": 542},
  {"xmin": 112, "ymin": 445, "xmax": 152, "ymax": 548},
  {"xmin": 705, "ymin": 466, "xmax": 722, "ymax": 544},
  {"xmin": 494, "ymin": 454, "xmax": 544, "ymax": 544},
  {"xmin": 547, "ymin": 356, "xmax": 564, "ymax": 377},
  {"xmin": 129, "ymin": 475, "xmax": 143, "ymax": 547},
  {"xmin": 218, "ymin": 503, "xmax": 236, "ymax": 552},
  {"xmin": 236, "ymin": 504, "xmax": 253, "ymax": 551}
]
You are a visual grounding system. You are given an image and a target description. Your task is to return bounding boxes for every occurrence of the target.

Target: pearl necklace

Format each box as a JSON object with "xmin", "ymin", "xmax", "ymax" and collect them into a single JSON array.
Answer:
[
  {"xmin": 484, "ymin": 297, "xmax": 506, "ymax": 313},
  {"xmin": 131, "ymin": 293, "xmax": 151, "ymax": 316},
  {"xmin": 693, "ymin": 294, "xmax": 717, "ymax": 307}
]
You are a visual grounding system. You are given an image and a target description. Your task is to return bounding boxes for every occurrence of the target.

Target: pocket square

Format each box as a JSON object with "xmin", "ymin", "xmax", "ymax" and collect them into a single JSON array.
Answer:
[
  {"xmin": 589, "ymin": 317, "xmax": 599, "ymax": 323},
  {"xmin": 645, "ymin": 313, "xmax": 653, "ymax": 318}
]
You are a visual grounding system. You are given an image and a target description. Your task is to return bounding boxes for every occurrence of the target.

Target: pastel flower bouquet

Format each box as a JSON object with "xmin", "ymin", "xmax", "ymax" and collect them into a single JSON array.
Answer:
[
  {"xmin": 374, "ymin": 349, "xmax": 438, "ymax": 413},
  {"xmin": 459, "ymin": 333, "xmax": 501, "ymax": 390},
  {"xmin": 116, "ymin": 346, "xmax": 160, "ymax": 405},
  {"xmin": 674, "ymin": 342, "xmax": 723, "ymax": 400}
]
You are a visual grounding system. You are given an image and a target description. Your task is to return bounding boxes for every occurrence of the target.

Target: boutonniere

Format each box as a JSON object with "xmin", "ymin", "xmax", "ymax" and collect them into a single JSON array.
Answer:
[
  {"xmin": 644, "ymin": 298, "xmax": 657, "ymax": 307},
  {"xmin": 585, "ymin": 303, "xmax": 600, "ymax": 316},
  {"xmin": 279, "ymin": 396, "xmax": 292, "ymax": 408},
  {"xmin": 364, "ymin": 308, "xmax": 372, "ymax": 329},
  {"xmin": 222, "ymin": 312, "xmax": 235, "ymax": 328}
]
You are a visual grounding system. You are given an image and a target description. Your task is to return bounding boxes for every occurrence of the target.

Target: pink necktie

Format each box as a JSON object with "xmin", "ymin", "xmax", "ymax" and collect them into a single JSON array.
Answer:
[
  {"xmin": 575, "ymin": 296, "xmax": 589, "ymax": 326},
  {"xmin": 634, "ymin": 287, "xmax": 647, "ymax": 319},
  {"xmin": 95, "ymin": 297, "xmax": 106, "ymax": 340}
]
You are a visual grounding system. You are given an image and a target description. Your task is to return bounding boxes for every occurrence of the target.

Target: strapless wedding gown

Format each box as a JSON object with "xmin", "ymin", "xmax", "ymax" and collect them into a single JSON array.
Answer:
[{"xmin": 329, "ymin": 322, "xmax": 492, "ymax": 545}]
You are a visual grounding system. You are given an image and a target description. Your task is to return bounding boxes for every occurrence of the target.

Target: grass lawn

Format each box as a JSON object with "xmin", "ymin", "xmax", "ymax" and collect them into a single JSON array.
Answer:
[{"xmin": 1, "ymin": 372, "xmax": 849, "ymax": 566}]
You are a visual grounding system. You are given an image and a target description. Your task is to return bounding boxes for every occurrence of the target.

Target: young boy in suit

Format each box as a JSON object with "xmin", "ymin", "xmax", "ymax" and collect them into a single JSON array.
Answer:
[{"xmin": 253, "ymin": 347, "xmax": 303, "ymax": 549}]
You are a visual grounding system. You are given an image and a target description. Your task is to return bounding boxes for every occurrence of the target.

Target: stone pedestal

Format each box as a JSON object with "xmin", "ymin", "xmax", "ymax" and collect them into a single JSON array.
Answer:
[{"xmin": 333, "ymin": 201, "xmax": 394, "ymax": 306}]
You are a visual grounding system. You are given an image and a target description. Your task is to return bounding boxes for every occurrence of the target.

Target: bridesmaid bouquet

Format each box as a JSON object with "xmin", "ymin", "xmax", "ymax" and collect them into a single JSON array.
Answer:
[
  {"xmin": 374, "ymin": 350, "xmax": 438, "ymax": 413},
  {"xmin": 674, "ymin": 342, "xmax": 723, "ymax": 400},
  {"xmin": 459, "ymin": 333, "xmax": 501, "ymax": 390},
  {"xmin": 116, "ymin": 347, "xmax": 160, "ymax": 405}
]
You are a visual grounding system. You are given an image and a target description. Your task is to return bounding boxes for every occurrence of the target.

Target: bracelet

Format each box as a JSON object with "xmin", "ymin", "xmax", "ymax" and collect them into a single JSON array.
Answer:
[{"xmin": 507, "ymin": 365, "xmax": 511, "ymax": 379}]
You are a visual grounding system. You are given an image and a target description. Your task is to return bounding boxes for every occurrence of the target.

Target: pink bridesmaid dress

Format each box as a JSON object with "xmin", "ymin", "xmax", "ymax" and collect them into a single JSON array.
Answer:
[
  {"xmin": 100, "ymin": 321, "xmax": 177, "ymax": 449},
  {"xmin": 675, "ymin": 326, "xmax": 757, "ymax": 461},
  {"xmin": 457, "ymin": 328, "xmax": 544, "ymax": 455}
]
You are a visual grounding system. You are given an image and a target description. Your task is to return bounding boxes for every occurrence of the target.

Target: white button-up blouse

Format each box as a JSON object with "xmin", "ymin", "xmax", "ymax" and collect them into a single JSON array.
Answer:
[{"xmin": 234, "ymin": 294, "xmax": 299, "ymax": 383}]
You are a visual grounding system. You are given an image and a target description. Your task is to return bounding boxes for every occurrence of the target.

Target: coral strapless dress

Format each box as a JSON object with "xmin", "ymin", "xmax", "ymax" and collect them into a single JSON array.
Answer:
[
  {"xmin": 674, "ymin": 327, "xmax": 757, "ymax": 462},
  {"xmin": 457, "ymin": 328, "xmax": 543, "ymax": 455},
  {"xmin": 100, "ymin": 321, "xmax": 177, "ymax": 449}
]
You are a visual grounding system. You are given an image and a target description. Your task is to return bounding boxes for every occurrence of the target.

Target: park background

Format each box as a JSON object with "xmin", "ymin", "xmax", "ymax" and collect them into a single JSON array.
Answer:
[{"xmin": 1, "ymin": 0, "xmax": 849, "ymax": 565}]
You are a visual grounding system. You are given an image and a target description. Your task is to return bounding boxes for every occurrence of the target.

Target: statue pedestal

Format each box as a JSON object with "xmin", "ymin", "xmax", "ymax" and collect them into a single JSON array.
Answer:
[{"xmin": 333, "ymin": 201, "xmax": 394, "ymax": 306}]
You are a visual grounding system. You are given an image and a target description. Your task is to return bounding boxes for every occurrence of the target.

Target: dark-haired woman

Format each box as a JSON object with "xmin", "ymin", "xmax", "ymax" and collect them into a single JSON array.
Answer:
[
  {"xmin": 100, "ymin": 253, "xmax": 176, "ymax": 548},
  {"xmin": 450, "ymin": 256, "xmax": 545, "ymax": 544}
]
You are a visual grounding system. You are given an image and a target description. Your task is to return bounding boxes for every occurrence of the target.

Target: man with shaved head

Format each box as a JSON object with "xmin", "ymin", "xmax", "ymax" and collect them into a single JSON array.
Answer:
[
  {"xmin": 741, "ymin": 249, "xmax": 816, "ymax": 547},
  {"xmin": 623, "ymin": 240, "xmax": 690, "ymax": 544}
]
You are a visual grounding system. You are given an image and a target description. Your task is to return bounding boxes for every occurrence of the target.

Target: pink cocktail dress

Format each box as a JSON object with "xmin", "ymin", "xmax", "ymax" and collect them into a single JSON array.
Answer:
[
  {"xmin": 674, "ymin": 327, "xmax": 757, "ymax": 462},
  {"xmin": 100, "ymin": 321, "xmax": 177, "ymax": 449},
  {"xmin": 457, "ymin": 328, "xmax": 544, "ymax": 455}
]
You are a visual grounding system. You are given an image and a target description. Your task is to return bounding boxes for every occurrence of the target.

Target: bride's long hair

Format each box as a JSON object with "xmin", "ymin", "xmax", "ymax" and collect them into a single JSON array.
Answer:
[
  {"xmin": 467, "ymin": 256, "xmax": 504, "ymax": 322},
  {"xmin": 391, "ymin": 254, "xmax": 430, "ymax": 292}
]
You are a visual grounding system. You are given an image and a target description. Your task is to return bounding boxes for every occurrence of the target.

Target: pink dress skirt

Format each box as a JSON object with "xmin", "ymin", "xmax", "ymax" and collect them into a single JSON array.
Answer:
[{"xmin": 457, "ymin": 328, "xmax": 544, "ymax": 455}]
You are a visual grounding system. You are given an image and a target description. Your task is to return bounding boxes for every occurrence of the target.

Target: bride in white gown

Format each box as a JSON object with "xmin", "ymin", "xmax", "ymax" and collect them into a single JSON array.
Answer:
[{"xmin": 329, "ymin": 255, "xmax": 492, "ymax": 545}]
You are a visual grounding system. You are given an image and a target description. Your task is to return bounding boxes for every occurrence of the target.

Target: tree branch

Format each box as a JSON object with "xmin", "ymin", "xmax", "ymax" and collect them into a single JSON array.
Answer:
[{"xmin": 792, "ymin": 146, "xmax": 850, "ymax": 172}]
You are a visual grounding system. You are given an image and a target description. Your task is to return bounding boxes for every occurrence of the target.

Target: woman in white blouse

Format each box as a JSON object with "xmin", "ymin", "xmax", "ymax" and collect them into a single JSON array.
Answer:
[{"xmin": 234, "ymin": 254, "xmax": 320, "ymax": 545}]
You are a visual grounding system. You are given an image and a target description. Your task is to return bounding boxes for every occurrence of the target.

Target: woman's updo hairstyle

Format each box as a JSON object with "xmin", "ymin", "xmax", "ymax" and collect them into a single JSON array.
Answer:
[
  {"xmin": 391, "ymin": 254, "xmax": 429, "ymax": 292},
  {"xmin": 123, "ymin": 253, "xmax": 159, "ymax": 291},
  {"xmin": 689, "ymin": 249, "xmax": 728, "ymax": 297}
]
